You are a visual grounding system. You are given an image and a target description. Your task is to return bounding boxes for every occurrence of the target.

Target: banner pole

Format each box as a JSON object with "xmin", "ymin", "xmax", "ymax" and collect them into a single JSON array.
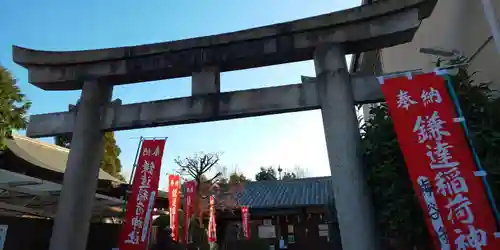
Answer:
[
  {"xmin": 128, "ymin": 136, "xmax": 144, "ymax": 185},
  {"xmin": 122, "ymin": 136, "xmax": 144, "ymax": 214}
]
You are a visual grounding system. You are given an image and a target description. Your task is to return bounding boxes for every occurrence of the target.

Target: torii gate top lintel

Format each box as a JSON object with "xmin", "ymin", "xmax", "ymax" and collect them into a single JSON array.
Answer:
[{"xmin": 13, "ymin": 0, "xmax": 436, "ymax": 91}]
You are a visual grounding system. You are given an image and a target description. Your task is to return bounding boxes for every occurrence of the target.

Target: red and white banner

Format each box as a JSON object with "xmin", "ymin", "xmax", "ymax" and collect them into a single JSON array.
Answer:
[
  {"xmin": 380, "ymin": 73, "xmax": 499, "ymax": 250},
  {"xmin": 183, "ymin": 181, "xmax": 196, "ymax": 244},
  {"xmin": 208, "ymin": 195, "xmax": 217, "ymax": 243},
  {"xmin": 168, "ymin": 174, "xmax": 181, "ymax": 242},
  {"xmin": 118, "ymin": 139, "xmax": 166, "ymax": 250},
  {"xmin": 241, "ymin": 206, "xmax": 250, "ymax": 240}
]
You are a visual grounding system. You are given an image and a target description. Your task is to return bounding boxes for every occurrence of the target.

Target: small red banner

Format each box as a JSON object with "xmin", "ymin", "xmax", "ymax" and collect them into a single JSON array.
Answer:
[
  {"xmin": 208, "ymin": 195, "xmax": 217, "ymax": 243},
  {"xmin": 118, "ymin": 139, "xmax": 166, "ymax": 250},
  {"xmin": 241, "ymin": 206, "xmax": 250, "ymax": 240},
  {"xmin": 183, "ymin": 181, "xmax": 196, "ymax": 244},
  {"xmin": 380, "ymin": 73, "xmax": 499, "ymax": 250},
  {"xmin": 168, "ymin": 174, "xmax": 181, "ymax": 242}
]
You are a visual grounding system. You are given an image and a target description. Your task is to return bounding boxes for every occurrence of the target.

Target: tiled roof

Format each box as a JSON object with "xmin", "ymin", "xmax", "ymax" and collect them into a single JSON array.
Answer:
[{"xmin": 237, "ymin": 177, "xmax": 334, "ymax": 209}]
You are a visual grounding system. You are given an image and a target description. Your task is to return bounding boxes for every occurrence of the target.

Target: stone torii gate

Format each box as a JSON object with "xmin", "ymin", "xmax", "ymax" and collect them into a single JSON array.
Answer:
[{"xmin": 13, "ymin": 0, "xmax": 436, "ymax": 249}]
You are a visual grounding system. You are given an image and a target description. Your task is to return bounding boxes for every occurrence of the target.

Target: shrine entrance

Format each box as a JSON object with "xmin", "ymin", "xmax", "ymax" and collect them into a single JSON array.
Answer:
[{"xmin": 12, "ymin": 1, "xmax": 437, "ymax": 250}]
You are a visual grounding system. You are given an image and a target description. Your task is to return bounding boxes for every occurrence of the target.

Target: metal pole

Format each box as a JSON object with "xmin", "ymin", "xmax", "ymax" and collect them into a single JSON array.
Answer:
[
  {"xmin": 128, "ymin": 136, "xmax": 144, "ymax": 185},
  {"xmin": 481, "ymin": 0, "xmax": 500, "ymax": 56},
  {"xmin": 122, "ymin": 136, "xmax": 144, "ymax": 214}
]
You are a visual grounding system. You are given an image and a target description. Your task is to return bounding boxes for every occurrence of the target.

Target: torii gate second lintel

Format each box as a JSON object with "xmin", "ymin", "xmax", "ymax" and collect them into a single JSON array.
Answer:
[
  {"xmin": 26, "ymin": 74, "xmax": 383, "ymax": 138},
  {"xmin": 12, "ymin": 1, "xmax": 438, "ymax": 250}
]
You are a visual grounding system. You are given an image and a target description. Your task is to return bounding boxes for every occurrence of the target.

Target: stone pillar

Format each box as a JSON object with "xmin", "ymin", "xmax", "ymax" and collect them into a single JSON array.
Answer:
[
  {"xmin": 192, "ymin": 66, "xmax": 220, "ymax": 95},
  {"xmin": 314, "ymin": 44, "xmax": 378, "ymax": 250},
  {"xmin": 49, "ymin": 81, "xmax": 113, "ymax": 250}
]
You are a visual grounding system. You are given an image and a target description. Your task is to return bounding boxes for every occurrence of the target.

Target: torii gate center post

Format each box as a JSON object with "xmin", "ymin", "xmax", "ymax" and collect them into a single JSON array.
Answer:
[{"xmin": 13, "ymin": 1, "xmax": 437, "ymax": 250}]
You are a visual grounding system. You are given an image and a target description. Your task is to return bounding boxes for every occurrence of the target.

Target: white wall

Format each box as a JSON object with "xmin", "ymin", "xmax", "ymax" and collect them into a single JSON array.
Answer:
[{"xmin": 380, "ymin": 0, "xmax": 500, "ymax": 90}]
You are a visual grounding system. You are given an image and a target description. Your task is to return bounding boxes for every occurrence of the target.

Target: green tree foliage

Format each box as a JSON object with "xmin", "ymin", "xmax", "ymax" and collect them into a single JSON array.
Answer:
[
  {"xmin": 362, "ymin": 104, "xmax": 429, "ymax": 249},
  {"xmin": 282, "ymin": 172, "xmax": 297, "ymax": 180},
  {"xmin": 228, "ymin": 171, "xmax": 247, "ymax": 185},
  {"xmin": 361, "ymin": 57, "xmax": 500, "ymax": 249},
  {"xmin": 56, "ymin": 131, "xmax": 124, "ymax": 181},
  {"xmin": 255, "ymin": 165, "xmax": 307, "ymax": 181},
  {"xmin": 101, "ymin": 132, "xmax": 125, "ymax": 181},
  {"xmin": 54, "ymin": 102, "xmax": 124, "ymax": 181},
  {"xmin": 0, "ymin": 65, "xmax": 31, "ymax": 149},
  {"xmin": 255, "ymin": 166, "xmax": 277, "ymax": 181},
  {"xmin": 217, "ymin": 166, "xmax": 248, "ymax": 185},
  {"xmin": 54, "ymin": 134, "xmax": 71, "ymax": 149}
]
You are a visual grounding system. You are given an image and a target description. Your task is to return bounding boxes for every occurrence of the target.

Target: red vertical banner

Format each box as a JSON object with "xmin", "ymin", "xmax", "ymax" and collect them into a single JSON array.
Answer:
[
  {"xmin": 380, "ymin": 73, "xmax": 499, "ymax": 250},
  {"xmin": 118, "ymin": 139, "xmax": 167, "ymax": 250},
  {"xmin": 241, "ymin": 206, "xmax": 251, "ymax": 240},
  {"xmin": 183, "ymin": 181, "xmax": 196, "ymax": 244},
  {"xmin": 168, "ymin": 175, "xmax": 181, "ymax": 242},
  {"xmin": 208, "ymin": 195, "xmax": 217, "ymax": 243}
]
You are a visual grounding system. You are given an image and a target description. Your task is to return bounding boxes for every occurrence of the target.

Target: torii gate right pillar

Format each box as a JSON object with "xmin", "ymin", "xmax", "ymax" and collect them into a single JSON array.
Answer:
[{"xmin": 314, "ymin": 44, "xmax": 378, "ymax": 250}]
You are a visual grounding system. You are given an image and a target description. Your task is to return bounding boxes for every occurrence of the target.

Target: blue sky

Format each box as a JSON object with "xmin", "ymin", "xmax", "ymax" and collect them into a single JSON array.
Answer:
[{"xmin": 1, "ymin": 0, "xmax": 360, "ymax": 189}]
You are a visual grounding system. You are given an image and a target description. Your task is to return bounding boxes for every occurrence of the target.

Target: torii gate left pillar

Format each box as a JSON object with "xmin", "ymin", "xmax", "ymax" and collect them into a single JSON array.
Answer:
[
  {"xmin": 315, "ymin": 44, "xmax": 378, "ymax": 250},
  {"xmin": 49, "ymin": 81, "xmax": 113, "ymax": 250}
]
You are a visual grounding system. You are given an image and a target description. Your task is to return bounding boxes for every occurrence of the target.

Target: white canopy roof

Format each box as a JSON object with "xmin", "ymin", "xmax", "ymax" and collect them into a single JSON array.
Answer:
[
  {"xmin": 0, "ymin": 169, "xmax": 124, "ymax": 218},
  {"xmin": 4, "ymin": 134, "xmax": 123, "ymax": 183}
]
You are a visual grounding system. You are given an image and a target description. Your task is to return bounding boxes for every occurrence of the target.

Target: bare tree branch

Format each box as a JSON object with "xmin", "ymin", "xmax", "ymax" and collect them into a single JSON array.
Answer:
[
  {"xmin": 206, "ymin": 172, "xmax": 222, "ymax": 184},
  {"xmin": 199, "ymin": 154, "xmax": 207, "ymax": 172},
  {"xmin": 174, "ymin": 156, "xmax": 199, "ymax": 179},
  {"xmin": 292, "ymin": 165, "xmax": 308, "ymax": 178},
  {"xmin": 174, "ymin": 152, "xmax": 222, "ymax": 185},
  {"xmin": 203, "ymin": 158, "xmax": 220, "ymax": 174}
]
